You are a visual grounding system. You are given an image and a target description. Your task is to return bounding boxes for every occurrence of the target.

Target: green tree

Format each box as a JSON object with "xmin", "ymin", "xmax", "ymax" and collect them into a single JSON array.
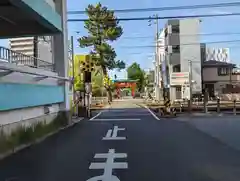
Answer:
[
  {"xmin": 79, "ymin": 2, "xmax": 125, "ymax": 101},
  {"xmin": 127, "ymin": 62, "xmax": 145, "ymax": 92}
]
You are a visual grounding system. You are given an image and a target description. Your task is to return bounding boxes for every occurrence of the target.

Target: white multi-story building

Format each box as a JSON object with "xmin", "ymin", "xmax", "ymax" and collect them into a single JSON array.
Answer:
[
  {"xmin": 9, "ymin": 36, "xmax": 52, "ymax": 63},
  {"xmin": 206, "ymin": 47, "xmax": 230, "ymax": 63},
  {"xmin": 153, "ymin": 19, "xmax": 202, "ymax": 101}
]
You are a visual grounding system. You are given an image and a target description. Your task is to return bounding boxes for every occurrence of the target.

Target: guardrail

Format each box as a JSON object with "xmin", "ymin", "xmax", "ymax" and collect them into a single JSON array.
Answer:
[
  {"xmin": 0, "ymin": 46, "xmax": 54, "ymax": 71},
  {"xmin": 147, "ymin": 99, "xmax": 240, "ymax": 115}
]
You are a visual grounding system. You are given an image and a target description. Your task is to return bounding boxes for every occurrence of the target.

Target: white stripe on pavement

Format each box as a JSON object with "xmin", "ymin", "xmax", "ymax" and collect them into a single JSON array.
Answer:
[
  {"xmin": 144, "ymin": 106, "xmax": 160, "ymax": 120},
  {"xmin": 90, "ymin": 118, "xmax": 141, "ymax": 121},
  {"xmin": 90, "ymin": 111, "xmax": 102, "ymax": 120},
  {"xmin": 89, "ymin": 105, "xmax": 111, "ymax": 120}
]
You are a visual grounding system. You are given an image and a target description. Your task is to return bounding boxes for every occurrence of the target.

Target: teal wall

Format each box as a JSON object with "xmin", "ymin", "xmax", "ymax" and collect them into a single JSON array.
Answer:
[
  {"xmin": 10, "ymin": 0, "xmax": 62, "ymax": 32},
  {"xmin": 0, "ymin": 83, "xmax": 64, "ymax": 111}
]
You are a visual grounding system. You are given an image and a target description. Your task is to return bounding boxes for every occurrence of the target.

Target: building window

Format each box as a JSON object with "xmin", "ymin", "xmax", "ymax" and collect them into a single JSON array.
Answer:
[
  {"xmin": 173, "ymin": 64, "xmax": 180, "ymax": 72},
  {"xmin": 164, "ymin": 28, "xmax": 168, "ymax": 37},
  {"xmin": 172, "ymin": 25, "xmax": 180, "ymax": 33},
  {"xmin": 172, "ymin": 45, "xmax": 180, "ymax": 53},
  {"xmin": 218, "ymin": 67, "xmax": 229, "ymax": 76},
  {"xmin": 176, "ymin": 86, "xmax": 181, "ymax": 92},
  {"xmin": 165, "ymin": 46, "xmax": 168, "ymax": 52}
]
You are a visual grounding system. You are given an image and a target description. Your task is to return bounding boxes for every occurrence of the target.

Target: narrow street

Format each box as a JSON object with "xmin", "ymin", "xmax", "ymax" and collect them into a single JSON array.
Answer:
[{"xmin": 1, "ymin": 100, "xmax": 240, "ymax": 181}]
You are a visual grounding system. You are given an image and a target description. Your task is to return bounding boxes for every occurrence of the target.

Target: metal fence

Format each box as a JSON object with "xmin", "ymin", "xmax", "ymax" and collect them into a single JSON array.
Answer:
[
  {"xmin": 0, "ymin": 46, "xmax": 54, "ymax": 71},
  {"xmin": 147, "ymin": 99, "xmax": 240, "ymax": 115}
]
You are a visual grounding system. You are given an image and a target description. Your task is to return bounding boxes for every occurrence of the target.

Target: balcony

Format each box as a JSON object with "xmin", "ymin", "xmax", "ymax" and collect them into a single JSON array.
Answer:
[
  {"xmin": 0, "ymin": 46, "xmax": 53, "ymax": 71},
  {"xmin": 0, "ymin": 0, "xmax": 62, "ymax": 37}
]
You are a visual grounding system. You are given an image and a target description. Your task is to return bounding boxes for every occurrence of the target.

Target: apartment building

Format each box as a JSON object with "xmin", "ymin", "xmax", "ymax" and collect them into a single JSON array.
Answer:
[
  {"xmin": 206, "ymin": 47, "xmax": 230, "ymax": 63},
  {"xmin": 9, "ymin": 36, "xmax": 52, "ymax": 64},
  {"xmin": 156, "ymin": 19, "xmax": 202, "ymax": 101}
]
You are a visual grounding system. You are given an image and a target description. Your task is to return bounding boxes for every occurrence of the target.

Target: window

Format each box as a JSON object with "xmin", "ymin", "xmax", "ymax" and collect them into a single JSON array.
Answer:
[
  {"xmin": 218, "ymin": 67, "xmax": 229, "ymax": 76},
  {"xmin": 171, "ymin": 25, "xmax": 180, "ymax": 33},
  {"xmin": 165, "ymin": 46, "xmax": 168, "ymax": 52},
  {"xmin": 176, "ymin": 86, "xmax": 181, "ymax": 92},
  {"xmin": 172, "ymin": 45, "xmax": 180, "ymax": 53},
  {"xmin": 164, "ymin": 28, "xmax": 168, "ymax": 37},
  {"xmin": 173, "ymin": 64, "xmax": 180, "ymax": 72}
]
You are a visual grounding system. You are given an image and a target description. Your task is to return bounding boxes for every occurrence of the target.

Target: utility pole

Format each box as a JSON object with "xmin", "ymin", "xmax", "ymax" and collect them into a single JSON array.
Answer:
[
  {"xmin": 148, "ymin": 14, "xmax": 161, "ymax": 101},
  {"xmin": 70, "ymin": 36, "xmax": 75, "ymax": 108},
  {"xmin": 33, "ymin": 36, "xmax": 38, "ymax": 67},
  {"xmin": 188, "ymin": 60, "xmax": 193, "ymax": 111}
]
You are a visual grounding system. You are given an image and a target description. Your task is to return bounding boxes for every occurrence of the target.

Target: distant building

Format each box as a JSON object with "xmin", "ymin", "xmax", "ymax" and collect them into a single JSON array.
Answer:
[
  {"xmin": 145, "ymin": 69, "xmax": 155, "ymax": 85},
  {"xmin": 202, "ymin": 60, "xmax": 240, "ymax": 98},
  {"xmin": 152, "ymin": 20, "xmax": 238, "ymax": 101},
  {"xmin": 206, "ymin": 47, "xmax": 230, "ymax": 63},
  {"xmin": 9, "ymin": 36, "xmax": 52, "ymax": 63}
]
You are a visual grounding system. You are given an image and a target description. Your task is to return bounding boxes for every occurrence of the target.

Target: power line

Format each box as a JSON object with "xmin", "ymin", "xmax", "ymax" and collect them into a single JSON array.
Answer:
[
  {"xmin": 67, "ymin": 12, "xmax": 240, "ymax": 22},
  {"xmin": 68, "ymin": 2, "xmax": 240, "ymax": 14},
  {"xmin": 120, "ymin": 32, "xmax": 240, "ymax": 40},
  {"xmin": 118, "ymin": 39, "xmax": 240, "ymax": 48}
]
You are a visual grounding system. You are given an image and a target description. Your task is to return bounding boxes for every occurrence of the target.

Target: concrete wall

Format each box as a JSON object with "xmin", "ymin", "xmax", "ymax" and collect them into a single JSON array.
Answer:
[
  {"xmin": 45, "ymin": 0, "xmax": 56, "ymax": 10},
  {"xmin": 0, "ymin": 62, "xmax": 63, "ymax": 130},
  {"xmin": 180, "ymin": 19, "xmax": 202, "ymax": 93},
  {"xmin": 53, "ymin": 0, "xmax": 70, "ymax": 112},
  {"xmin": 13, "ymin": 0, "xmax": 62, "ymax": 31},
  {"xmin": 0, "ymin": 0, "xmax": 70, "ymax": 135}
]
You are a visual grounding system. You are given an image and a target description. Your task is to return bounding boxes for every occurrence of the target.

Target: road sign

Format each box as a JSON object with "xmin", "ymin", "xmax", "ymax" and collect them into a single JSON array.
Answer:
[
  {"xmin": 170, "ymin": 72, "xmax": 189, "ymax": 86},
  {"xmin": 80, "ymin": 55, "xmax": 95, "ymax": 72}
]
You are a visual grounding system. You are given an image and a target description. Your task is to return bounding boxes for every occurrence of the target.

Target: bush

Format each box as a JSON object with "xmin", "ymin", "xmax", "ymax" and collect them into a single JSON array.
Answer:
[
  {"xmin": 92, "ymin": 88, "xmax": 107, "ymax": 97},
  {"xmin": 0, "ymin": 112, "xmax": 69, "ymax": 154}
]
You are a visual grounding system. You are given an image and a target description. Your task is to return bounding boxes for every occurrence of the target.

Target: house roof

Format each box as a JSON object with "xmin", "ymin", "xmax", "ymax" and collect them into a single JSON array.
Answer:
[{"xmin": 202, "ymin": 60, "xmax": 236, "ymax": 68}]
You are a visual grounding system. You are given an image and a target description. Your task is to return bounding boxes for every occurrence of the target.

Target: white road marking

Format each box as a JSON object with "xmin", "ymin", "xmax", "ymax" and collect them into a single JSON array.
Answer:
[
  {"xmin": 90, "ymin": 104, "xmax": 111, "ymax": 120},
  {"xmin": 87, "ymin": 149, "xmax": 128, "ymax": 181},
  {"xmin": 90, "ymin": 111, "xmax": 102, "ymax": 120},
  {"xmin": 105, "ymin": 129, "xmax": 113, "ymax": 138},
  {"xmin": 103, "ymin": 126, "xmax": 126, "ymax": 140},
  {"xmin": 144, "ymin": 106, "xmax": 160, "ymax": 120},
  {"xmin": 90, "ymin": 118, "xmax": 141, "ymax": 121}
]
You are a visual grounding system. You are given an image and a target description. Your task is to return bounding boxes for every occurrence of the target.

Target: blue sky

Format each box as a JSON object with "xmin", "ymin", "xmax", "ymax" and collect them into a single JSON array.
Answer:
[
  {"xmin": 2, "ymin": 0, "xmax": 240, "ymax": 79},
  {"xmin": 67, "ymin": 0, "xmax": 240, "ymax": 79}
]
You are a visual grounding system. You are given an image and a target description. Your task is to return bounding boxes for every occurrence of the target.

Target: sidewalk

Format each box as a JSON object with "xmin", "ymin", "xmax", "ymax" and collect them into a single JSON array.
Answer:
[{"xmin": 0, "ymin": 117, "xmax": 84, "ymax": 160}]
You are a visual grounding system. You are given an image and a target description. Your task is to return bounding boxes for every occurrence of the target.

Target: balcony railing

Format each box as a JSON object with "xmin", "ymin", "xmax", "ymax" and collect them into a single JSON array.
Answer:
[{"xmin": 0, "ymin": 46, "xmax": 54, "ymax": 71}]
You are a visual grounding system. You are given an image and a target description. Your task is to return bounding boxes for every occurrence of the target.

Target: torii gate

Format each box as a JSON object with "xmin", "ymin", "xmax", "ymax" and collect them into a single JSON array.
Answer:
[{"xmin": 113, "ymin": 79, "xmax": 137, "ymax": 98}]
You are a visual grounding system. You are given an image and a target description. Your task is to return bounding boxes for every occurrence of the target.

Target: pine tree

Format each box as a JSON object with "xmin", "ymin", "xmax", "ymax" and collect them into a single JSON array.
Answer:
[{"xmin": 79, "ymin": 2, "xmax": 125, "ymax": 101}]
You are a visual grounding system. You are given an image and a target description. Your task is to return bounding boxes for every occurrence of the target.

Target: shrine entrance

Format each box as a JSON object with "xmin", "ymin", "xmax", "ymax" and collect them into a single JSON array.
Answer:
[{"xmin": 113, "ymin": 79, "xmax": 137, "ymax": 98}]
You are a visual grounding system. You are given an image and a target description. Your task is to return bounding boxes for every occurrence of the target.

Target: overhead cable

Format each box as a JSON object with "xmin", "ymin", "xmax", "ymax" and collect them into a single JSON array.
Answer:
[
  {"xmin": 67, "ymin": 12, "xmax": 240, "ymax": 22},
  {"xmin": 120, "ymin": 32, "xmax": 240, "ymax": 40},
  {"xmin": 68, "ymin": 2, "xmax": 240, "ymax": 14},
  {"xmin": 118, "ymin": 39, "xmax": 240, "ymax": 48}
]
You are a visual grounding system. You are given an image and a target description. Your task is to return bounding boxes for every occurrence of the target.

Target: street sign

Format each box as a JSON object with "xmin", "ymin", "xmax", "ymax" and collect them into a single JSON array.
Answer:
[{"xmin": 170, "ymin": 72, "xmax": 189, "ymax": 86}]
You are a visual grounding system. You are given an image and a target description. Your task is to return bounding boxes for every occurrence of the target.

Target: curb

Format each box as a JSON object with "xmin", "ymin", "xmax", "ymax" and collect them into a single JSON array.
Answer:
[{"xmin": 0, "ymin": 117, "xmax": 84, "ymax": 160}]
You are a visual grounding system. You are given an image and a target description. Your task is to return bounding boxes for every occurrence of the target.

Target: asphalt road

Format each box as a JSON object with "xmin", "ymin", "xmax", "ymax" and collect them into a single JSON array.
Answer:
[{"xmin": 1, "ymin": 101, "xmax": 240, "ymax": 181}]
